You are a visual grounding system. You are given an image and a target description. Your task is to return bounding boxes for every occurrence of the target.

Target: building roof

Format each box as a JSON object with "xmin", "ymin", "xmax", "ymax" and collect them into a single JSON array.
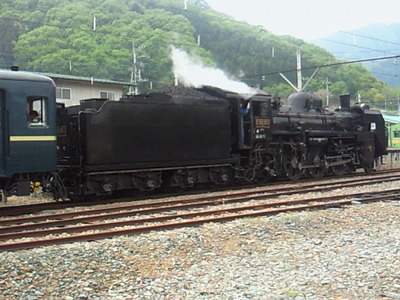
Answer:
[
  {"xmin": 42, "ymin": 72, "xmax": 132, "ymax": 86},
  {"xmin": 1, "ymin": 69, "xmax": 132, "ymax": 86},
  {"xmin": 383, "ymin": 114, "xmax": 400, "ymax": 124}
]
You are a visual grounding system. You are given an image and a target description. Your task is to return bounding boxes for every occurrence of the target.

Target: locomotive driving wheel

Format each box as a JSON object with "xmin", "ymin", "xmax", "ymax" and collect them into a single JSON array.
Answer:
[
  {"xmin": 308, "ymin": 148, "xmax": 325, "ymax": 178},
  {"xmin": 282, "ymin": 151, "xmax": 303, "ymax": 181},
  {"xmin": 364, "ymin": 163, "xmax": 374, "ymax": 173},
  {"xmin": 331, "ymin": 164, "xmax": 348, "ymax": 176}
]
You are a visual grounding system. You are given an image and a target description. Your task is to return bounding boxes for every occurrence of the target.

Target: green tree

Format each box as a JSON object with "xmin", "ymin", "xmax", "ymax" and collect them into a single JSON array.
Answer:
[
  {"xmin": 0, "ymin": 10, "xmax": 24, "ymax": 67},
  {"xmin": 4, "ymin": 0, "xmax": 391, "ymax": 101},
  {"xmin": 329, "ymin": 81, "xmax": 348, "ymax": 99}
]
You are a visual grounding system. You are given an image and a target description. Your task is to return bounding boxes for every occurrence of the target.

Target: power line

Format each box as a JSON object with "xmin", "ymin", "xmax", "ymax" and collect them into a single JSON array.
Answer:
[
  {"xmin": 332, "ymin": 49, "xmax": 383, "ymax": 55},
  {"xmin": 242, "ymin": 54, "xmax": 400, "ymax": 79},
  {"xmin": 321, "ymin": 39, "xmax": 400, "ymax": 56},
  {"xmin": 340, "ymin": 30, "xmax": 400, "ymax": 47},
  {"xmin": 370, "ymin": 70, "xmax": 400, "ymax": 78},
  {"xmin": 321, "ymin": 32, "xmax": 400, "ymax": 63}
]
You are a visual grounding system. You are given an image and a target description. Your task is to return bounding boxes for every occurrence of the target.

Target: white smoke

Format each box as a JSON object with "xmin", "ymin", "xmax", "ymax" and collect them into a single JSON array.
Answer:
[{"xmin": 171, "ymin": 47, "xmax": 256, "ymax": 95}]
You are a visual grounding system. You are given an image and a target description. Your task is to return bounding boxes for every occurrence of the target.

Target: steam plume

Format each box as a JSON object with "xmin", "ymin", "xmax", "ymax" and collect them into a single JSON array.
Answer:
[{"xmin": 171, "ymin": 47, "xmax": 256, "ymax": 95}]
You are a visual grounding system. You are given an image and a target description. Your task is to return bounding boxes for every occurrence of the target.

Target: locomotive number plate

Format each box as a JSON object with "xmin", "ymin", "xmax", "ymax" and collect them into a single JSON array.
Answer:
[
  {"xmin": 255, "ymin": 118, "xmax": 271, "ymax": 129},
  {"xmin": 57, "ymin": 125, "xmax": 68, "ymax": 137}
]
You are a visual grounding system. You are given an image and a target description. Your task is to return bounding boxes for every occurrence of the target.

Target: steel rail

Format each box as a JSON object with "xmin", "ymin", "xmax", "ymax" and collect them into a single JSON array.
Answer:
[
  {"xmin": 1, "ymin": 169, "xmax": 399, "ymax": 217},
  {"xmin": 1, "ymin": 190, "xmax": 399, "ymax": 240},
  {"xmin": 0, "ymin": 191, "xmax": 398, "ymax": 252},
  {"xmin": 1, "ymin": 174, "xmax": 400, "ymax": 234},
  {"xmin": 1, "ymin": 172, "xmax": 400, "ymax": 228},
  {"xmin": 1, "ymin": 174, "xmax": 400, "ymax": 235}
]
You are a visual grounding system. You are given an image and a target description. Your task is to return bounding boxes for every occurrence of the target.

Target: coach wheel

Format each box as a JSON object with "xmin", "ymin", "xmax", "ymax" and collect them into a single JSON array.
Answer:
[{"xmin": 282, "ymin": 152, "xmax": 303, "ymax": 181}]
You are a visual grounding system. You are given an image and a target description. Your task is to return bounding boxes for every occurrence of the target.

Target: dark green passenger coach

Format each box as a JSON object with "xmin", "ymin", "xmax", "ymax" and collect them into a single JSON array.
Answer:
[{"xmin": 0, "ymin": 70, "xmax": 57, "ymax": 200}]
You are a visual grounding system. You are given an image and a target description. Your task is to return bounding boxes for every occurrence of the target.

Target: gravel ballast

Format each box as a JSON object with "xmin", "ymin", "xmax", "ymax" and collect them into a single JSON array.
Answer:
[{"xmin": 1, "ymin": 199, "xmax": 399, "ymax": 299}]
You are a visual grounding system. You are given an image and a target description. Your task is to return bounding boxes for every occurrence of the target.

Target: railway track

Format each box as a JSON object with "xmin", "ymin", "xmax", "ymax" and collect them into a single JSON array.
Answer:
[
  {"xmin": 1, "ymin": 168, "xmax": 400, "ymax": 217},
  {"xmin": 0, "ymin": 172, "xmax": 399, "ymax": 252}
]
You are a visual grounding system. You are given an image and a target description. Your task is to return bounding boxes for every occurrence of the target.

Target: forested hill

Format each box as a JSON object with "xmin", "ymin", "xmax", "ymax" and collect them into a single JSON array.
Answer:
[{"xmin": 0, "ymin": 0, "xmax": 389, "ymax": 101}]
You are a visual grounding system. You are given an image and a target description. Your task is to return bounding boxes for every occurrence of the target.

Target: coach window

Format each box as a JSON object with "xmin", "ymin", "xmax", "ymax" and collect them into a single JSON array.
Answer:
[{"xmin": 27, "ymin": 96, "xmax": 48, "ymax": 127}]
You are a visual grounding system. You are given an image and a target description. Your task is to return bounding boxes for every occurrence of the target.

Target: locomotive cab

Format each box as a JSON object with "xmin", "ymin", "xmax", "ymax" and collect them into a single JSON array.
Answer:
[{"xmin": 243, "ymin": 95, "xmax": 273, "ymax": 148}]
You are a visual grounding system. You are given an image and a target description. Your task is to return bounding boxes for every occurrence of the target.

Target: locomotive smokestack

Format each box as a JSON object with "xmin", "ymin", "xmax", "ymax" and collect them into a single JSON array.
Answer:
[{"xmin": 340, "ymin": 94, "xmax": 350, "ymax": 110}]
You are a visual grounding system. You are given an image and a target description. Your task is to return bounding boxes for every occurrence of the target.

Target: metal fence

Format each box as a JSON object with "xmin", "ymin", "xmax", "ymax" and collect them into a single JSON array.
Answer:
[{"xmin": 380, "ymin": 148, "xmax": 400, "ymax": 169}]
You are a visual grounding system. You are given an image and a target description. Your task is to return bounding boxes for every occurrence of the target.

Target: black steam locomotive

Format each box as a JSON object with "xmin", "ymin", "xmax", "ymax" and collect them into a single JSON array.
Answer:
[{"xmin": 0, "ymin": 70, "xmax": 387, "ymax": 201}]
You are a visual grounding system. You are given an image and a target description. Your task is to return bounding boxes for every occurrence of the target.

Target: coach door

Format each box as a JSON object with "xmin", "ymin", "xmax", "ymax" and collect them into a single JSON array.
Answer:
[{"xmin": 6, "ymin": 81, "xmax": 57, "ymax": 175}]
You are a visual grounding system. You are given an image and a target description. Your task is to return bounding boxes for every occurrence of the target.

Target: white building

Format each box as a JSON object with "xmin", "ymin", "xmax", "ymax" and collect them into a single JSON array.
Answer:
[{"xmin": 43, "ymin": 73, "xmax": 131, "ymax": 106}]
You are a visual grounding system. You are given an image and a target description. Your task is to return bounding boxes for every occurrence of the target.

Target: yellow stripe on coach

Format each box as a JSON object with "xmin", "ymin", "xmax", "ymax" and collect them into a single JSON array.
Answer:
[{"xmin": 9, "ymin": 136, "xmax": 57, "ymax": 142}]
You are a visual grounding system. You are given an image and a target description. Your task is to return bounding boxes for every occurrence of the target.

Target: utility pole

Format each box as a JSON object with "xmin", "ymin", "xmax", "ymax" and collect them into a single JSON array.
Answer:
[
  {"xmin": 325, "ymin": 77, "xmax": 330, "ymax": 106},
  {"xmin": 296, "ymin": 50, "xmax": 302, "ymax": 92},
  {"xmin": 398, "ymin": 99, "xmax": 400, "ymax": 116},
  {"xmin": 128, "ymin": 42, "xmax": 139, "ymax": 95},
  {"xmin": 128, "ymin": 42, "xmax": 149, "ymax": 95},
  {"xmin": 93, "ymin": 15, "xmax": 96, "ymax": 31},
  {"xmin": 279, "ymin": 50, "xmax": 302, "ymax": 92},
  {"xmin": 174, "ymin": 73, "xmax": 179, "ymax": 86},
  {"xmin": 279, "ymin": 50, "xmax": 319, "ymax": 92}
]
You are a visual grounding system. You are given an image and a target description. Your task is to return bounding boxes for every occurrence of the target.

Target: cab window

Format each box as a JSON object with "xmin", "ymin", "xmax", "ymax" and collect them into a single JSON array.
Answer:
[
  {"xmin": 27, "ymin": 96, "xmax": 48, "ymax": 127},
  {"xmin": 252, "ymin": 101, "xmax": 270, "ymax": 117}
]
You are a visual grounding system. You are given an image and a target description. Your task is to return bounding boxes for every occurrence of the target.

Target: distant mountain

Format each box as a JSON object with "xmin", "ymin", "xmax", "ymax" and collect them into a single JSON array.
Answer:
[{"xmin": 312, "ymin": 24, "xmax": 400, "ymax": 87}]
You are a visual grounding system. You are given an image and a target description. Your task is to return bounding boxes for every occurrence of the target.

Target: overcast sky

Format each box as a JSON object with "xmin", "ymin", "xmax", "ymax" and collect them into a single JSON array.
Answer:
[{"xmin": 205, "ymin": 0, "xmax": 399, "ymax": 41}]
